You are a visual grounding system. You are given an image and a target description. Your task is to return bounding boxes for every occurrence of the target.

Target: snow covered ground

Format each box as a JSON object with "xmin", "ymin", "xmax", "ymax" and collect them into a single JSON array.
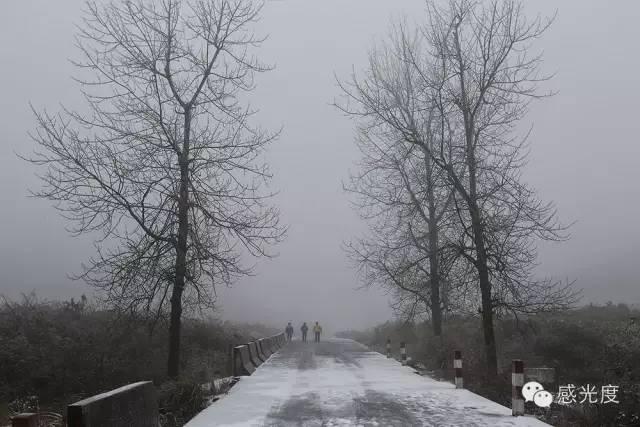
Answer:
[{"xmin": 186, "ymin": 338, "xmax": 550, "ymax": 426}]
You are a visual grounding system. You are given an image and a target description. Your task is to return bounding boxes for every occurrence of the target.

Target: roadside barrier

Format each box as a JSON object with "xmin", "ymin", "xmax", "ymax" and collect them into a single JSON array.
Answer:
[
  {"xmin": 271, "ymin": 334, "xmax": 280, "ymax": 350},
  {"xmin": 233, "ymin": 333, "xmax": 285, "ymax": 377},
  {"xmin": 454, "ymin": 350, "xmax": 463, "ymax": 389},
  {"xmin": 67, "ymin": 381, "xmax": 158, "ymax": 427},
  {"xmin": 255, "ymin": 340, "xmax": 267, "ymax": 360},
  {"xmin": 512, "ymin": 359, "xmax": 525, "ymax": 416},
  {"xmin": 258, "ymin": 338, "xmax": 272, "ymax": 358},
  {"xmin": 248, "ymin": 341, "xmax": 264, "ymax": 365},
  {"xmin": 265, "ymin": 336, "xmax": 274, "ymax": 353},
  {"xmin": 264, "ymin": 337, "xmax": 276, "ymax": 354},
  {"xmin": 233, "ymin": 345, "xmax": 256, "ymax": 376}
]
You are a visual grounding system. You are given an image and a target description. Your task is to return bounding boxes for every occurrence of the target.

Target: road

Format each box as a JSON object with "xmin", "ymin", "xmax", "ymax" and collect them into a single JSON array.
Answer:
[{"xmin": 186, "ymin": 338, "xmax": 549, "ymax": 427}]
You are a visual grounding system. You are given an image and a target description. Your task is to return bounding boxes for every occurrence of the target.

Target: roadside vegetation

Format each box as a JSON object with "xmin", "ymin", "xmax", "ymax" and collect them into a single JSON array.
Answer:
[
  {"xmin": 337, "ymin": 303, "xmax": 640, "ymax": 427},
  {"xmin": 0, "ymin": 293, "xmax": 278, "ymax": 426}
]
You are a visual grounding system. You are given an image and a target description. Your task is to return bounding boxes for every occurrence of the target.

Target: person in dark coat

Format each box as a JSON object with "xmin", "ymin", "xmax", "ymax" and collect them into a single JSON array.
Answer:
[
  {"xmin": 285, "ymin": 322, "xmax": 294, "ymax": 341},
  {"xmin": 301, "ymin": 322, "xmax": 309, "ymax": 342}
]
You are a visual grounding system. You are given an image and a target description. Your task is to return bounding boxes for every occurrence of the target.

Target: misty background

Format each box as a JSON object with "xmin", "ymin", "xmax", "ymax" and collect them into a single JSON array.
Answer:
[{"xmin": 1, "ymin": 0, "xmax": 639, "ymax": 335}]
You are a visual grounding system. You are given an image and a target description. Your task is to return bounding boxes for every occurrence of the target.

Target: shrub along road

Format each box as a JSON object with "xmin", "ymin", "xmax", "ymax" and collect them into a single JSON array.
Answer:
[{"xmin": 186, "ymin": 338, "xmax": 549, "ymax": 426}]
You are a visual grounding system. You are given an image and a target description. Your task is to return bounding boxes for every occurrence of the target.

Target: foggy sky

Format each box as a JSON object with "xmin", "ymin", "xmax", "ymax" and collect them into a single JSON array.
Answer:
[{"xmin": 1, "ymin": 1, "xmax": 639, "ymax": 335}]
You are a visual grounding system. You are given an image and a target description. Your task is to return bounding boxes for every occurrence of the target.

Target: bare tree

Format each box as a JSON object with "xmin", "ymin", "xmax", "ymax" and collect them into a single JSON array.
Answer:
[
  {"xmin": 25, "ymin": 0, "xmax": 284, "ymax": 378},
  {"xmin": 338, "ymin": 25, "xmax": 465, "ymax": 338},
  {"xmin": 338, "ymin": 1, "xmax": 577, "ymax": 376}
]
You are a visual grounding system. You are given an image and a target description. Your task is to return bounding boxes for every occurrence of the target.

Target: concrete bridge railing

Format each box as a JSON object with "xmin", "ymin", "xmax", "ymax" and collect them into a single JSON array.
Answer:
[
  {"xmin": 232, "ymin": 332, "xmax": 286, "ymax": 376},
  {"xmin": 9, "ymin": 382, "xmax": 157, "ymax": 427},
  {"xmin": 66, "ymin": 381, "xmax": 158, "ymax": 427}
]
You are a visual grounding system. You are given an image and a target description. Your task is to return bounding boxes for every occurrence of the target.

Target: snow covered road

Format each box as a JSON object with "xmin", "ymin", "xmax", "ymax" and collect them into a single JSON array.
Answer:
[{"xmin": 186, "ymin": 338, "xmax": 549, "ymax": 426}]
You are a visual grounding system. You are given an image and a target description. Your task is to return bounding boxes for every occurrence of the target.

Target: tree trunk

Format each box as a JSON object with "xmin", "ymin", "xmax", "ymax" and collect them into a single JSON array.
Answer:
[
  {"xmin": 480, "ymin": 285, "xmax": 497, "ymax": 375},
  {"xmin": 467, "ymin": 152, "xmax": 498, "ymax": 377},
  {"xmin": 168, "ymin": 282, "xmax": 184, "ymax": 378},
  {"xmin": 476, "ymin": 245, "xmax": 498, "ymax": 376},
  {"xmin": 428, "ymin": 223, "xmax": 442, "ymax": 337},
  {"xmin": 468, "ymin": 149, "xmax": 498, "ymax": 377},
  {"xmin": 168, "ymin": 108, "xmax": 192, "ymax": 379},
  {"xmin": 425, "ymin": 147, "xmax": 442, "ymax": 337}
]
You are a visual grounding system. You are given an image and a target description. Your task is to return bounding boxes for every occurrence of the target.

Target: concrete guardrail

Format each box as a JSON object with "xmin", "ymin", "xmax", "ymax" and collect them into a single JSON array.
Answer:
[
  {"xmin": 233, "ymin": 345, "xmax": 256, "ymax": 376},
  {"xmin": 248, "ymin": 341, "xmax": 264, "ymax": 365},
  {"xmin": 67, "ymin": 381, "xmax": 158, "ymax": 427},
  {"xmin": 233, "ymin": 332, "xmax": 286, "ymax": 377},
  {"xmin": 258, "ymin": 338, "xmax": 272, "ymax": 358},
  {"xmin": 254, "ymin": 340, "xmax": 268, "ymax": 361}
]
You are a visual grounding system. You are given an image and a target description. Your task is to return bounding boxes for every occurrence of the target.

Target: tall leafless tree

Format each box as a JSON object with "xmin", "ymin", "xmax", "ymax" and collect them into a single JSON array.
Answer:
[
  {"xmin": 338, "ymin": 25, "xmax": 466, "ymax": 338},
  {"xmin": 26, "ymin": 0, "xmax": 284, "ymax": 378},
  {"xmin": 338, "ymin": 1, "xmax": 578, "ymax": 376}
]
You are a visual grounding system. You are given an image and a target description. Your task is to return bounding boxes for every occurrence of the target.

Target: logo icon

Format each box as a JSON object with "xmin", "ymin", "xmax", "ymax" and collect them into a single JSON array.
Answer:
[
  {"xmin": 522, "ymin": 381, "xmax": 543, "ymax": 402},
  {"xmin": 522, "ymin": 381, "xmax": 551, "ymax": 408},
  {"xmin": 533, "ymin": 390, "xmax": 553, "ymax": 407}
]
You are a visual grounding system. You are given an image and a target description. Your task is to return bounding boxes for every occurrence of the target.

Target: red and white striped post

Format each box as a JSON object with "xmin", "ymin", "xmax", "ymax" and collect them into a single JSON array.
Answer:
[
  {"xmin": 512, "ymin": 359, "xmax": 525, "ymax": 416},
  {"xmin": 400, "ymin": 342, "xmax": 407, "ymax": 365},
  {"xmin": 454, "ymin": 350, "xmax": 463, "ymax": 389},
  {"xmin": 386, "ymin": 339, "xmax": 391, "ymax": 358}
]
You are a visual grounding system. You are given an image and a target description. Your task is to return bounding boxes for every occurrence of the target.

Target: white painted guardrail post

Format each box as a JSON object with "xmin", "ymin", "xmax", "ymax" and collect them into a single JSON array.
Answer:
[
  {"xmin": 512, "ymin": 359, "xmax": 525, "ymax": 416},
  {"xmin": 454, "ymin": 350, "xmax": 463, "ymax": 389},
  {"xmin": 386, "ymin": 339, "xmax": 391, "ymax": 358},
  {"xmin": 400, "ymin": 341, "xmax": 407, "ymax": 365}
]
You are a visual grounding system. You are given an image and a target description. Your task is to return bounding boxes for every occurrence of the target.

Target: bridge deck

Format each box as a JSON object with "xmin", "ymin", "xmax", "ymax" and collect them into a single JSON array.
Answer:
[{"xmin": 186, "ymin": 338, "xmax": 549, "ymax": 426}]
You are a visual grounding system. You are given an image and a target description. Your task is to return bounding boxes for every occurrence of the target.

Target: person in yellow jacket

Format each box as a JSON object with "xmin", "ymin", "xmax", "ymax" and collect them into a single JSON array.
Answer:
[{"xmin": 313, "ymin": 321, "xmax": 322, "ymax": 343}]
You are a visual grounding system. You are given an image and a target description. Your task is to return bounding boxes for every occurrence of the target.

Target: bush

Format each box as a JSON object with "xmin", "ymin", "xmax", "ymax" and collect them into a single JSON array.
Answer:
[
  {"xmin": 158, "ymin": 381, "xmax": 208, "ymax": 427},
  {"xmin": 0, "ymin": 293, "xmax": 278, "ymax": 425}
]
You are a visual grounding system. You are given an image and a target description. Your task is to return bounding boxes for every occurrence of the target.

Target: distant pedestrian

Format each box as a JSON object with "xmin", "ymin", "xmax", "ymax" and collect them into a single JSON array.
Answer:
[
  {"xmin": 301, "ymin": 322, "xmax": 309, "ymax": 342},
  {"xmin": 313, "ymin": 321, "xmax": 322, "ymax": 343},
  {"xmin": 285, "ymin": 322, "xmax": 294, "ymax": 341}
]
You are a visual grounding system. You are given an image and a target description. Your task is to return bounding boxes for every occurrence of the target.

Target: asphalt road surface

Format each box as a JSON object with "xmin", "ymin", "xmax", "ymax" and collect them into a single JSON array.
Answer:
[{"xmin": 186, "ymin": 338, "xmax": 549, "ymax": 427}]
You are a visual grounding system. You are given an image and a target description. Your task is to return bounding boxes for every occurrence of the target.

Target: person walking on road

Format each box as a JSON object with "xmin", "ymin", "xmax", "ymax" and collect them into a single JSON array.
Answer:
[
  {"xmin": 301, "ymin": 322, "xmax": 308, "ymax": 342},
  {"xmin": 285, "ymin": 322, "xmax": 294, "ymax": 341},
  {"xmin": 313, "ymin": 321, "xmax": 322, "ymax": 343}
]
